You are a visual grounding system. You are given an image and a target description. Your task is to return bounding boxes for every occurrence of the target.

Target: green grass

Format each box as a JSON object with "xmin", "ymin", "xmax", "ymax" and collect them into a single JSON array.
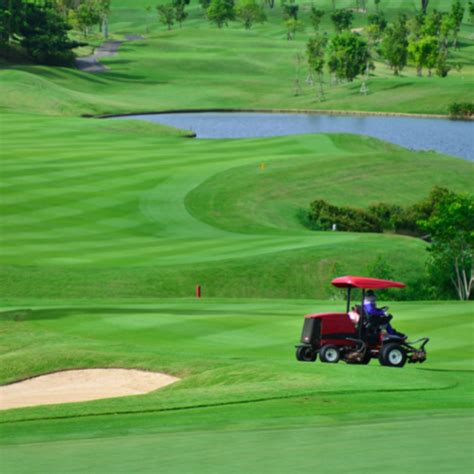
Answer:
[
  {"xmin": 0, "ymin": 299, "xmax": 473, "ymax": 473},
  {"xmin": 1, "ymin": 112, "xmax": 473, "ymax": 299},
  {"xmin": 1, "ymin": 1, "xmax": 473, "ymax": 117},
  {"xmin": 1, "ymin": 1, "xmax": 474, "ymax": 472}
]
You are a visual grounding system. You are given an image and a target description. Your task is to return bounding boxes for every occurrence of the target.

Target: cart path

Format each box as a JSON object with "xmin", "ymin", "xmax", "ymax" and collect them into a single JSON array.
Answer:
[
  {"xmin": 75, "ymin": 35, "xmax": 144, "ymax": 73},
  {"xmin": 0, "ymin": 368, "xmax": 179, "ymax": 410}
]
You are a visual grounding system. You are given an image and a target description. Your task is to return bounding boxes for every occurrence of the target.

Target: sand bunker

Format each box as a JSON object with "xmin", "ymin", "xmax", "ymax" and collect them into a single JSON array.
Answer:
[{"xmin": 0, "ymin": 369, "xmax": 179, "ymax": 410}]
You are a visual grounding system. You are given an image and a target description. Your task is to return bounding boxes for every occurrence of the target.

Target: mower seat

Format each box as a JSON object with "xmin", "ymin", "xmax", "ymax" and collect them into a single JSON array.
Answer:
[{"xmin": 382, "ymin": 333, "xmax": 407, "ymax": 343}]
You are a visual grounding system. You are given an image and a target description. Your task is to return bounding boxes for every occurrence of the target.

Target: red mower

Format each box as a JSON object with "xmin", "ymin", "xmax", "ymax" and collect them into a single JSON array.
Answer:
[{"xmin": 295, "ymin": 276, "xmax": 429, "ymax": 368}]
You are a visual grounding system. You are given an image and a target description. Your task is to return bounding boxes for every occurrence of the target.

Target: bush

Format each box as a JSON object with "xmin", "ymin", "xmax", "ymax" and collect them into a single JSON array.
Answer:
[
  {"xmin": 448, "ymin": 102, "xmax": 474, "ymax": 118},
  {"xmin": 308, "ymin": 199, "xmax": 383, "ymax": 233},
  {"xmin": 367, "ymin": 203, "xmax": 403, "ymax": 231},
  {"xmin": 306, "ymin": 187, "xmax": 455, "ymax": 237}
]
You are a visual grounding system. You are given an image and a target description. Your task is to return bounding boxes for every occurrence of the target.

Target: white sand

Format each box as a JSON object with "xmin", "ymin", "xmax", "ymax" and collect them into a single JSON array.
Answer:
[{"xmin": 0, "ymin": 369, "xmax": 179, "ymax": 410}]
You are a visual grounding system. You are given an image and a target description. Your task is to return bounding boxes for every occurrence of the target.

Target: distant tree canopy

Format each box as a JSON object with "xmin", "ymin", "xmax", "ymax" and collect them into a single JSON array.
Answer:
[
  {"xmin": 157, "ymin": 4, "xmax": 175, "ymax": 30},
  {"xmin": 330, "ymin": 8, "xmax": 353, "ymax": 32},
  {"xmin": 236, "ymin": 0, "xmax": 266, "ymax": 29},
  {"xmin": 327, "ymin": 32, "xmax": 369, "ymax": 81},
  {"xmin": 310, "ymin": 6, "xmax": 325, "ymax": 31},
  {"xmin": 1, "ymin": 1, "xmax": 81, "ymax": 65},
  {"xmin": 282, "ymin": 3, "xmax": 299, "ymax": 20},
  {"xmin": 73, "ymin": 1, "xmax": 101, "ymax": 37},
  {"xmin": 207, "ymin": 0, "xmax": 235, "ymax": 28}
]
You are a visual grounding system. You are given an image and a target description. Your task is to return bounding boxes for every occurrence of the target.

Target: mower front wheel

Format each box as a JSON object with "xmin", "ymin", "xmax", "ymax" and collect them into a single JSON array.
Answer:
[
  {"xmin": 296, "ymin": 346, "xmax": 317, "ymax": 362},
  {"xmin": 320, "ymin": 345, "xmax": 340, "ymax": 363},
  {"xmin": 379, "ymin": 343, "xmax": 407, "ymax": 368}
]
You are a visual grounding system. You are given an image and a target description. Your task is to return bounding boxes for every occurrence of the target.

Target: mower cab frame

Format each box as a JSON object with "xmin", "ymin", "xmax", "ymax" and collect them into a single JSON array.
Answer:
[{"xmin": 295, "ymin": 276, "xmax": 429, "ymax": 368}]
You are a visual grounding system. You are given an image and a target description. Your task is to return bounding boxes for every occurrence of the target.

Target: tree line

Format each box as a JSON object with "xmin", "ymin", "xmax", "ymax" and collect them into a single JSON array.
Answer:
[
  {"xmin": 304, "ymin": 0, "xmax": 469, "ymax": 101},
  {"xmin": 0, "ymin": 0, "xmax": 111, "ymax": 65}
]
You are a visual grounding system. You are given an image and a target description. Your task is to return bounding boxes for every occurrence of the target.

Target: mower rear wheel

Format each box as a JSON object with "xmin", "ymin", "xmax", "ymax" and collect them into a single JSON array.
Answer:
[
  {"xmin": 320, "ymin": 345, "xmax": 340, "ymax": 363},
  {"xmin": 379, "ymin": 343, "xmax": 407, "ymax": 368},
  {"xmin": 296, "ymin": 346, "xmax": 317, "ymax": 362}
]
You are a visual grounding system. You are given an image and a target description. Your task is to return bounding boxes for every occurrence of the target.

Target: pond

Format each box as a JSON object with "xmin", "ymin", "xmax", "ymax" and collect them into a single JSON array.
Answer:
[{"xmin": 112, "ymin": 112, "xmax": 474, "ymax": 161}]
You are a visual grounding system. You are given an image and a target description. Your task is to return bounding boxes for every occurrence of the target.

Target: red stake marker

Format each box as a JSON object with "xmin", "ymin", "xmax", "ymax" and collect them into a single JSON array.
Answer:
[{"xmin": 196, "ymin": 285, "xmax": 201, "ymax": 298}]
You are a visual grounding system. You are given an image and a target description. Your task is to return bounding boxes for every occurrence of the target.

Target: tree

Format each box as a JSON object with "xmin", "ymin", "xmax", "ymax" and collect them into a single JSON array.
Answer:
[
  {"xmin": 420, "ymin": 9, "xmax": 442, "ymax": 36},
  {"xmin": 207, "ymin": 0, "xmax": 235, "ymax": 27},
  {"xmin": 406, "ymin": 11, "xmax": 424, "ymax": 40},
  {"xmin": 157, "ymin": 4, "xmax": 175, "ymax": 30},
  {"xmin": 408, "ymin": 34, "xmax": 438, "ymax": 76},
  {"xmin": 282, "ymin": 3, "xmax": 299, "ymax": 20},
  {"xmin": 73, "ymin": 1, "xmax": 101, "ymax": 37},
  {"xmin": 439, "ymin": 13, "xmax": 456, "ymax": 51},
  {"xmin": 96, "ymin": 0, "xmax": 111, "ymax": 39},
  {"xmin": 310, "ymin": 5, "xmax": 324, "ymax": 31},
  {"xmin": 469, "ymin": 1, "xmax": 474, "ymax": 23},
  {"xmin": 330, "ymin": 9, "xmax": 353, "ymax": 32},
  {"xmin": 420, "ymin": 191, "xmax": 474, "ymax": 300},
  {"xmin": 327, "ymin": 32, "xmax": 369, "ymax": 81},
  {"xmin": 380, "ymin": 16, "xmax": 408, "ymax": 75},
  {"xmin": 450, "ymin": 0, "xmax": 464, "ymax": 48},
  {"xmin": 367, "ymin": 11, "xmax": 386, "ymax": 43},
  {"xmin": 285, "ymin": 17, "xmax": 303, "ymax": 40},
  {"xmin": 435, "ymin": 49, "xmax": 451, "ymax": 77},
  {"xmin": 199, "ymin": 0, "xmax": 211, "ymax": 8},
  {"xmin": 19, "ymin": 2, "xmax": 80, "ymax": 66},
  {"xmin": 0, "ymin": 0, "xmax": 24, "ymax": 45},
  {"xmin": 374, "ymin": 0, "xmax": 381, "ymax": 12},
  {"xmin": 172, "ymin": 0, "xmax": 190, "ymax": 27},
  {"xmin": 368, "ymin": 11, "xmax": 386, "ymax": 31},
  {"xmin": 421, "ymin": 0, "xmax": 429, "ymax": 15},
  {"xmin": 307, "ymin": 34, "xmax": 327, "ymax": 101},
  {"xmin": 236, "ymin": 0, "xmax": 266, "ymax": 29}
]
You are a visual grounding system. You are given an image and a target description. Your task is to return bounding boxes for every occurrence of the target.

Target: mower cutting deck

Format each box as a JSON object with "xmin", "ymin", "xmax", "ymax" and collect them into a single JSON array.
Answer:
[{"xmin": 295, "ymin": 276, "xmax": 429, "ymax": 368}]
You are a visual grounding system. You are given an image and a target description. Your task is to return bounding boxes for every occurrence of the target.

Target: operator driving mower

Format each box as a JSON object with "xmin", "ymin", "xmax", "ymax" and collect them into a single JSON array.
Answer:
[{"xmin": 295, "ymin": 276, "xmax": 429, "ymax": 368}]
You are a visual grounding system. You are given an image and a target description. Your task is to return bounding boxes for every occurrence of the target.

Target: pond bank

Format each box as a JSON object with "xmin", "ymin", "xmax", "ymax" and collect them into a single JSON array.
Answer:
[{"xmin": 95, "ymin": 107, "xmax": 464, "ymax": 120}]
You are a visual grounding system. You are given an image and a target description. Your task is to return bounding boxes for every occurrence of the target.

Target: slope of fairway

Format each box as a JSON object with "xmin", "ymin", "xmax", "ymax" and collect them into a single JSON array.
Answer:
[
  {"xmin": 0, "ymin": 300, "xmax": 472, "ymax": 473},
  {"xmin": 1, "ymin": 112, "xmax": 473, "ymax": 299},
  {"xmin": 186, "ymin": 134, "xmax": 472, "ymax": 233}
]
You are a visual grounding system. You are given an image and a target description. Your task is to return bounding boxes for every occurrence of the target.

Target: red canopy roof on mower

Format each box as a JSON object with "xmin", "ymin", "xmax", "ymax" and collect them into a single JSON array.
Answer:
[{"xmin": 331, "ymin": 275, "xmax": 405, "ymax": 289}]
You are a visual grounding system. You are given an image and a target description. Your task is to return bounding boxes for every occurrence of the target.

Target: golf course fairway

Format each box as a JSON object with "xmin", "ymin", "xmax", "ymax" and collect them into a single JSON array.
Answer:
[
  {"xmin": 1, "ymin": 0, "xmax": 474, "ymax": 471},
  {"xmin": 0, "ymin": 300, "xmax": 473, "ymax": 473}
]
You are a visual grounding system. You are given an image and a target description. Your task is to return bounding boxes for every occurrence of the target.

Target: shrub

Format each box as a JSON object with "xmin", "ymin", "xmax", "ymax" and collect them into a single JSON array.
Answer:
[
  {"xmin": 448, "ymin": 102, "xmax": 474, "ymax": 118},
  {"xmin": 367, "ymin": 203, "xmax": 403, "ymax": 231},
  {"xmin": 306, "ymin": 187, "xmax": 455, "ymax": 237},
  {"xmin": 308, "ymin": 199, "xmax": 383, "ymax": 233}
]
